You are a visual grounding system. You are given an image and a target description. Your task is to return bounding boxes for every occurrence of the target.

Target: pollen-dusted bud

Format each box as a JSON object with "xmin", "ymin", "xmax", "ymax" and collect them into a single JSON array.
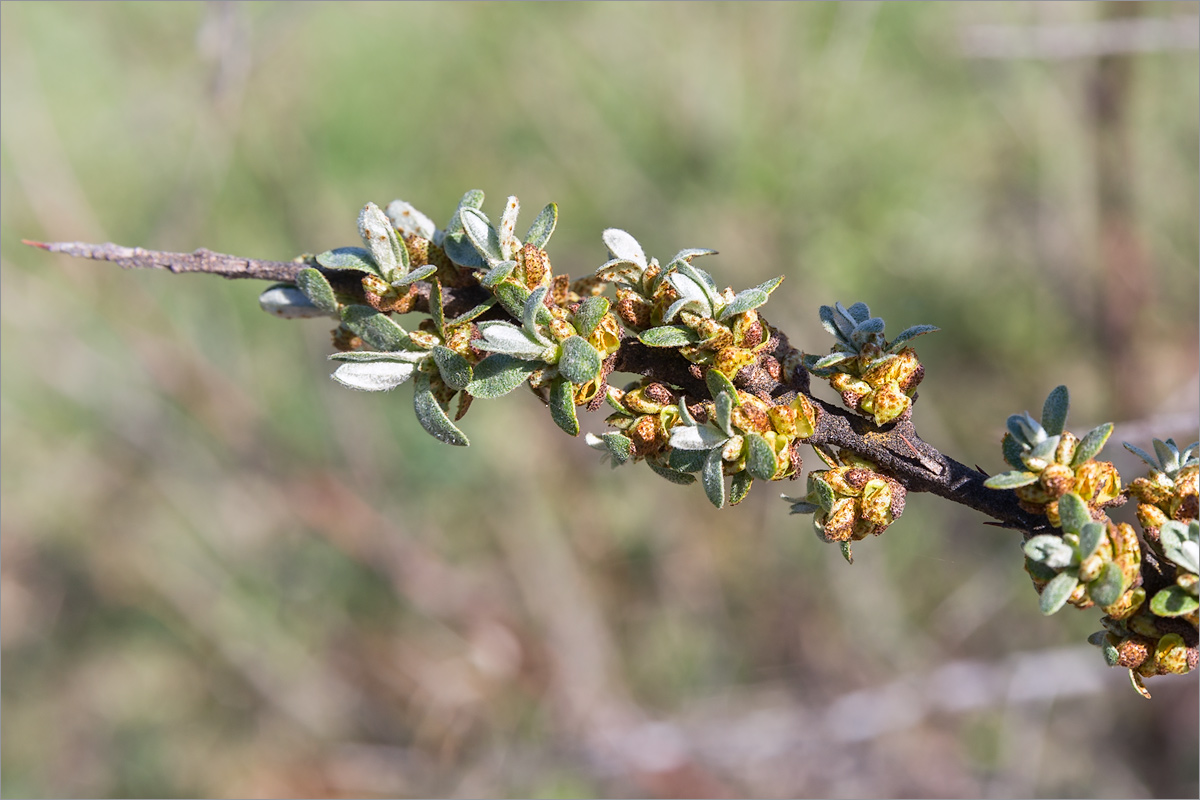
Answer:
[
  {"xmin": 732, "ymin": 395, "xmax": 772, "ymax": 435},
  {"xmin": 830, "ymin": 373, "xmax": 871, "ymax": 413},
  {"xmin": 628, "ymin": 414, "xmax": 665, "ymax": 456},
  {"xmin": 1137, "ymin": 502, "xmax": 1170, "ymax": 541},
  {"xmin": 1114, "ymin": 635, "xmax": 1153, "ymax": 669},
  {"xmin": 1055, "ymin": 431, "xmax": 1079, "ymax": 467},
  {"xmin": 548, "ymin": 317, "xmax": 575, "ymax": 343},
  {"xmin": 642, "ymin": 382, "xmax": 675, "ymax": 406},
  {"xmin": 818, "ymin": 497, "xmax": 858, "ymax": 543},
  {"xmin": 1039, "ymin": 463, "xmax": 1076, "ymax": 498},
  {"xmin": 1174, "ymin": 463, "xmax": 1199, "ymax": 520},
  {"xmin": 520, "ymin": 242, "xmax": 550, "ymax": 288},
  {"xmin": 623, "ymin": 387, "xmax": 665, "ymax": 415},
  {"xmin": 615, "ymin": 288, "xmax": 653, "ymax": 330},
  {"xmin": 1103, "ymin": 586, "xmax": 1145, "ymax": 620},
  {"xmin": 1153, "ymin": 634, "xmax": 1192, "ymax": 675},
  {"xmin": 1073, "ymin": 460, "xmax": 1122, "ymax": 505},
  {"xmin": 714, "ymin": 346, "xmax": 757, "ymax": 380}
]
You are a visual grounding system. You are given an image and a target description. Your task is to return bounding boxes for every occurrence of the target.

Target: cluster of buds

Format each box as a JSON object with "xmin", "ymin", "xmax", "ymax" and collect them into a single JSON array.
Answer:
[
  {"xmin": 801, "ymin": 302, "xmax": 937, "ymax": 426},
  {"xmin": 983, "ymin": 386, "xmax": 1120, "ymax": 525},
  {"xmin": 782, "ymin": 449, "xmax": 906, "ymax": 563},
  {"xmin": 1124, "ymin": 438, "xmax": 1199, "ymax": 542}
]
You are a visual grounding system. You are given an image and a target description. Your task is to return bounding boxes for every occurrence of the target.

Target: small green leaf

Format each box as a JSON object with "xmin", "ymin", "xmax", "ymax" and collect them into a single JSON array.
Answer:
[
  {"xmin": 331, "ymin": 360, "xmax": 415, "ymax": 391},
  {"xmin": 573, "ymin": 296, "xmax": 610, "ymax": 337},
  {"xmin": 558, "ymin": 336, "xmax": 602, "ymax": 385},
  {"xmin": 705, "ymin": 368, "xmax": 739, "ymax": 404},
  {"xmin": 638, "ymin": 326, "xmax": 700, "ymax": 347},
  {"xmin": 429, "ymin": 279, "xmax": 446, "ymax": 337},
  {"xmin": 549, "ymin": 377, "xmax": 579, "ymax": 436},
  {"xmin": 460, "ymin": 207, "xmax": 503, "ymax": 264},
  {"xmin": 811, "ymin": 474, "xmax": 835, "ymax": 513},
  {"xmin": 413, "ymin": 373, "xmax": 469, "ymax": 446},
  {"xmin": 983, "ymin": 470, "xmax": 1039, "ymax": 490},
  {"xmin": 445, "ymin": 298, "xmax": 497, "ymax": 329},
  {"xmin": 316, "ymin": 246, "xmax": 378, "ymax": 274},
  {"xmin": 1007, "ymin": 412, "xmax": 1045, "ymax": 447},
  {"xmin": 810, "ymin": 352, "xmax": 852, "ymax": 372},
  {"xmin": 730, "ymin": 471, "xmax": 753, "ymax": 504},
  {"xmin": 1078, "ymin": 522, "xmax": 1106, "ymax": 560},
  {"xmin": 647, "ymin": 460, "xmax": 697, "ymax": 485},
  {"xmin": 1150, "ymin": 585, "xmax": 1200, "ymax": 617},
  {"xmin": 1152, "ymin": 438, "xmax": 1177, "ymax": 473},
  {"xmin": 669, "ymin": 447, "xmax": 708, "ymax": 473},
  {"xmin": 586, "ymin": 432, "xmax": 632, "ymax": 465},
  {"xmin": 258, "ymin": 284, "xmax": 327, "ymax": 319},
  {"xmin": 1039, "ymin": 570, "xmax": 1079, "ymax": 615},
  {"xmin": 384, "ymin": 199, "xmax": 437, "ymax": 239},
  {"xmin": 296, "ymin": 268, "xmax": 338, "ymax": 313},
  {"xmin": 1057, "ymin": 492, "xmax": 1090, "ymax": 535},
  {"xmin": 1002, "ymin": 433, "xmax": 1027, "ymax": 471},
  {"xmin": 1041, "ymin": 385, "xmax": 1070, "ymax": 436},
  {"xmin": 717, "ymin": 288, "xmax": 768, "ymax": 321},
  {"xmin": 475, "ymin": 321, "xmax": 553, "ymax": 360},
  {"xmin": 523, "ymin": 286, "xmax": 553, "ymax": 343},
  {"xmin": 492, "ymin": 281, "xmax": 532, "ymax": 319},
  {"xmin": 1071, "ymin": 422, "xmax": 1113, "ymax": 467},
  {"xmin": 464, "ymin": 354, "xmax": 539, "ymax": 398},
  {"xmin": 432, "ymin": 346, "xmax": 473, "ymax": 391},
  {"xmin": 392, "ymin": 263, "xmax": 436, "ymax": 286},
  {"xmin": 714, "ymin": 391, "xmax": 734, "ymax": 437},
  {"xmin": 745, "ymin": 433, "xmax": 776, "ymax": 481},
  {"xmin": 1087, "ymin": 561, "xmax": 1125, "ymax": 608},
  {"xmin": 329, "ymin": 350, "xmax": 428, "ymax": 364},
  {"xmin": 340, "ymin": 305, "xmax": 409, "ymax": 351},
  {"xmin": 1024, "ymin": 534, "xmax": 1077, "ymax": 569},
  {"xmin": 1160, "ymin": 520, "xmax": 1199, "ymax": 574},
  {"xmin": 358, "ymin": 202, "xmax": 404, "ymax": 278},
  {"xmin": 1122, "ymin": 441, "xmax": 1159, "ymax": 470},
  {"xmin": 702, "ymin": 447, "xmax": 726, "ymax": 509},
  {"xmin": 669, "ymin": 422, "xmax": 728, "ymax": 451},
  {"xmin": 888, "ymin": 324, "xmax": 939, "ymax": 351},
  {"xmin": 524, "ymin": 202, "xmax": 558, "ymax": 249}
]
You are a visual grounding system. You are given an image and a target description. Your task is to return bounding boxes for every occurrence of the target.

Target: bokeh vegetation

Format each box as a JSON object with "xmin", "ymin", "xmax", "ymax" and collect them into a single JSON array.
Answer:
[{"xmin": 2, "ymin": 2, "xmax": 1196, "ymax": 797}]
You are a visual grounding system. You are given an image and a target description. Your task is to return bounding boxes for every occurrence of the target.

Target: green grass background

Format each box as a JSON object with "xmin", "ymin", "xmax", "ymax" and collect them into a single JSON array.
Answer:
[{"xmin": 2, "ymin": 2, "xmax": 1197, "ymax": 797}]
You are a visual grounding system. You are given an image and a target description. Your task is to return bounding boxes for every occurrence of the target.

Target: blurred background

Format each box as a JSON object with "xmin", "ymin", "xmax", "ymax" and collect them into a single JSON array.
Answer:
[{"xmin": 2, "ymin": 2, "xmax": 1197, "ymax": 797}]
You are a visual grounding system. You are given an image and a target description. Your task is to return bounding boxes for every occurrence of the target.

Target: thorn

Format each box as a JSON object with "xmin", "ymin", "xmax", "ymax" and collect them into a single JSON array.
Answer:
[
  {"xmin": 21, "ymin": 239, "xmax": 49, "ymax": 249},
  {"xmin": 900, "ymin": 433, "xmax": 944, "ymax": 476}
]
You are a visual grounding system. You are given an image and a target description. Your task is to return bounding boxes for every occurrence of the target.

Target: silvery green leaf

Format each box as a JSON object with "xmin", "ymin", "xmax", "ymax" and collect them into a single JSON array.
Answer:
[
  {"xmin": 785, "ymin": 499, "xmax": 822, "ymax": 515},
  {"xmin": 647, "ymin": 460, "xmax": 697, "ymax": 485},
  {"xmin": 1041, "ymin": 385, "xmax": 1070, "ymax": 436},
  {"xmin": 446, "ymin": 298, "xmax": 496, "ymax": 329},
  {"xmin": 1087, "ymin": 561, "xmax": 1125, "ymax": 608},
  {"xmin": 830, "ymin": 303, "xmax": 860, "ymax": 340},
  {"xmin": 385, "ymin": 199, "xmax": 437, "ymax": 240},
  {"xmin": 1152, "ymin": 437, "xmax": 1178, "ymax": 473},
  {"xmin": 1079, "ymin": 522, "xmax": 1106, "ymax": 560},
  {"xmin": 715, "ymin": 391, "xmax": 734, "ymax": 437},
  {"xmin": 523, "ymin": 285, "xmax": 553, "ymax": 343},
  {"xmin": 480, "ymin": 260, "xmax": 518, "ymax": 288},
  {"xmin": 558, "ymin": 336, "xmax": 602, "ymax": 385},
  {"xmin": 730, "ymin": 471, "xmax": 753, "ymax": 505},
  {"xmin": 524, "ymin": 202, "xmax": 557, "ymax": 249},
  {"xmin": 1006, "ymin": 412, "xmax": 1045, "ymax": 447},
  {"xmin": 665, "ymin": 272, "xmax": 713, "ymax": 321},
  {"xmin": 851, "ymin": 317, "xmax": 886, "ymax": 339},
  {"xmin": 638, "ymin": 326, "xmax": 700, "ymax": 347},
  {"xmin": 586, "ymin": 432, "xmax": 633, "ymax": 465},
  {"xmin": 705, "ymin": 369, "xmax": 739, "ymax": 405},
  {"xmin": 258, "ymin": 284, "xmax": 328, "ymax": 319},
  {"xmin": 331, "ymin": 360, "xmax": 415, "ymax": 391},
  {"xmin": 432, "ymin": 346, "xmax": 473, "ymax": 391},
  {"xmin": 573, "ymin": 296, "xmax": 610, "ymax": 337},
  {"xmin": 1150, "ymin": 585, "xmax": 1200, "ymax": 617},
  {"xmin": 329, "ymin": 350, "xmax": 428, "ymax": 364},
  {"xmin": 498, "ymin": 196, "xmax": 521, "ymax": 259},
  {"xmin": 493, "ymin": 282, "xmax": 532, "ymax": 319},
  {"xmin": 753, "ymin": 275, "xmax": 785, "ymax": 296},
  {"xmin": 811, "ymin": 352, "xmax": 852, "ymax": 372},
  {"xmin": 340, "ymin": 305, "xmax": 409, "ymax": 351},
  {"xmin": 460, "ymin": 207, "xmax": 503, "ymax": 264},
  {"xmin": 746, "ymin": 433, "xmax": 777, "ymax": 481},
  {"xmin": 594, "ymin": 258, "xmax": 646, "ymax": 283},
  {"xmin": 671, "ymin": 259, "xmax": 720, "ymax": 306},
  {"xmin": 664, "ymin": 295, "xmax": 710, "ymax": 325},
  {"xmin": 295, "ymin": 268, "xmax": 338, "ymax": 313},
  {"xmin": 669, "ymin": 423, "xmax": 728, "ymax": 451},
  {"xmin": 1028, "ymin": 434, "xmax": 1061, "ymax": 464},
  {"xmin": 1002, "ymin": 433, "xmax": 1027, "ymax": 471},
  {"xmin": 413, "ymin": 373, "xmax": 469, "ymax": 446},
  {"xmin": 549, "ymin": 377, "xmax": 579, "ymax": 436},
  {"xmin": 1039, "ymin": 570, "xmax": 1079, "ymax": 615},
  {"xmin": 605, "ymin": 387, "xmax": 632, "ymax": 416},
  {"xmin": 316, "ymin": 246, "xmax": 378, "ymax": 274},
  {"xmin": 1071, "ymin": 422, "xmax": 1113, "ymax": 467},
  {"xmin": 358, "ymin": 202, "xmax": 403, "ymax": 278},
  {"xmin": 845, "ymin": 302, "xmax": 871, "ymax": 323},
  {"xmin": 465, "ymin": 354, "xmax": 539, "ymax": 398},
  {"xmin": 717, "ymin": 288, "xmax": 769, "ymax": 321},
  {"xmin": 676, "ymin": 397, "xmax": 695, "ymax": 426},
  {"xmin": 1057, "ymin": 492, "xmax": 1089, "ymax": 535},
  {"xmin": 444, "ymin": 189, "xmax": 485, "ymax": 235},
  {"xmin": 476, "ymin": 322, "xmax": 553, "ymax": 360},
  {"xmin": 702, "ymin": 447, "xmax": 726, "ymax": 509},
  {"xmin": 1181, "ymin": 441, "xmax": 1200, "ymax": 468},
  {"xmin": 1024, "ymin": 534, "xmax": 1077, "ymax": 569},
  {"xmin": 601, "ymin": 228, "xmax": 647, "ymax": 268},
  {"xmin": 983, "ymin": 470, "xmax": 1039, "ymax": 490},
  {"xmin": 428, "ymin": 278, "xmax": 446, "ymax": 337},
  {"xmin": 1122, "ymin": 441, "xmax": 1159, "ymax": 470},
  {"xmin": 811, "ymin": 474, "xmax": 835, "ymax": 513},
  {"xmin": 888, "ymin": 324, "xmax": 939, "ymax": 351},
  {"xmin": 818, "ymin": 305, "xmax": 848, "ymax": 343},
  {"xmin": 669, "ymin": 447, "xmax": 708, "ymax": 473},
  {"xmin": 391, "ymin": 263, "xmax": 437, "ymax": 286},
  {"xmin": 1160, "ymin": 520, "xmax": 1199, "ymax": 574},
  {"xmin": 1088, "ymin": 631, "xmax": 1120, "ymax": 666},
  {"xmin": 441, "ymin": 233, "xmax": 485, "ymax": 269}
]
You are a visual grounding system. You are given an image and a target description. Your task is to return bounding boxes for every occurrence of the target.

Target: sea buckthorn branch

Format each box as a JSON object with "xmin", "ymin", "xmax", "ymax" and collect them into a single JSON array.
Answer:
[{"xmin": 27, "ymin": 190, "xmax": 1197, "ymax": 694}]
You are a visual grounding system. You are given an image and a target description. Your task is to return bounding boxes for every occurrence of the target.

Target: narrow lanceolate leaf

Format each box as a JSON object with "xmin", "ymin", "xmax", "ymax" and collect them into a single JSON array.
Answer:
[
  {"xmin": 1006, "ymin": 412, "xmax": 1044, "ymax": 446},
  {"xmin": 392, "ymin": 263, "xmax": 437, "ymax": 286},
  {"xmin": 1122, "ymin": 441, "xmax": 1158, "ymax": 470},
  {"xmin": 818, "ymin": 305, "xmax": 847, "ymax": 343},
  {"xmin": 432, "ymin": 346, "xmax": 473, "ymax": 391},
  {"xmin": 746, "ymin": 433, "xmax": 777, "ymax": 481},
  {"xmin": 498, "ymin": 196, "xmax": 521, "ymax": 259},
  {"xmin": 638, "ymin": 325, "xmax": 700, "ymax": 347},
  {"xmin": 1039, "ymin": 570, "xmax": 1079, "ymax": 615},
  {"xmin": 316, "ymin": 246, "xmax": 378, "ymax": 274},
  {"xmin": 295, "ymin": 268, "xmax": 339, "ymax": 313},
  {"xmin": 445, "ymin": 298, "xmax": 496, "ymax": 328},
  {"xmin": 671, "ymin": 259, "xmax": 720, "ymax": 306},
  {"xmin": 983, "ymin": 470, "xmax": 1040, "ymax": 490},
  {"xmin": 714, "ymin": 392, "xmax": 734, "ymax": 437},
  {"xmin": 664, "ymin": 273, "xmax": 712, "ymax": 322},
  {"xmin": 475, "ymin": 322, "xmax": 552, "ymax": 360},
  {"xmin": 460, "ymin": 207, "xmax": 503, "ymax": 264},
  {"xmin": 523, "ymin": 286, "xmax": 553, "ymax": 342},
  {"xmin": 785, "ymin": 499, "xmax": 822, "ymax": 515},
  {"xmin": 1041, "ymin": 385, "xmax": 1070, "ymax": 436},
  {"xmin": 601, "ymin": 228, "xmax": 647, "ymax": 267},
  {"xmin": 1071, "ymin": 422, "xmax": 1113, "ymax": 467},
  {"xmin": 441, "ymin": 232, "xmax": 484, "ymax": 269},
  {"xmin": 1057, "ymin": 492, "xmax": 1090, "ymax": 535},
  {"xmin": 340, "ymin": 305, "xmax": 409, "ymax": 351},
  {"xmin": 718, "ymin": 288, "xmax": 769, "ymax": 321},
  {"xmin": 331, "ymin": 360, "xmax": 415, "ymax": 391},
  {"xmin": 557, "ymin": 336, "xmax": 602, "ymax": 385},
  {"xmin": 465, "ymin": 354, "xmax": 539, "ymax": 398},
  {"xmin": 811, "ymin": 475, "xmax": 835, "ymax": 513},
  {"xmin": 702, "ymin": 447, "xmax": 726, "ymax": 509},
  {"xmin": 413, "ymin": 373, "xmax": 469, "ymax": 446},
  {"xmin": 549, "ymin": 377, "xmax": 580, "ymax": 436},
  {"xmin": 1023, "ymin": 534, "xmax": 1077, "ymax": 569},
  {"xmin": 1078, "ymin": 522, "xmax": 1106, "ymax": 560},
  {"xmin": 573, "ymin": 296, "xmax": 610, "ymax": 337},
  {"xmin": 1152, "ymin": 437, "xmax": 1177, "ymax": 473},
  {"xmin": 729, "ymin": 471, "xmax": 754, "ymax": 505},
  {"xmin": 258, "ymin": 284, "xmax": 327, "ymax": 319},
  {"xmin": 705, "ymin": 368, "xmax": 739, "ymax": 404},
  {"xmin": 481, "ymin": 260, "xmax": 518, "ymax": 288},
  {"xmin": 810, "ymin": 351, "xmax": 852, "ymax": 372},
  {"xmin": 1087, "ymin": 561, "xmax": 1125, "ymax": 608},
  {"xmin": 429, "ymin": 279, "xmax": 446, "ymax": 337},
  {"xmin": 524, "ymin": 202, "xmax": 558, "ymax": 249},
  {"xmin": 647, "ymin": 460, "xmax": 697, "ymax": 485},
  {"xmin": 358, "ymin": 202, "xmax": 404, "ymax": 278},
  {"xmin": 329, "ymin": 350, "xmax": 428, "ymax": 364}
]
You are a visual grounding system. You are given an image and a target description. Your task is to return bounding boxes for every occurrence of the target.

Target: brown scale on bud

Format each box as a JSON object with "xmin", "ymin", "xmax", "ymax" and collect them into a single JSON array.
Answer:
[
  {"xmin": 548, "ymin": 318, "xmax": 575, "ymax": 343},
  {"xmin": 628, "ymin": 414, "xmax": 666, "ymax": 456},
  {"xmin": 1114, "ymin": 635, "xmax": 1154, "ymax": 669},
  {"xmin": 363, "ymin": 276, "xmax": 419, "ymax": 314},
  {"xmin": 734, "ymin": 311, "xmax": 763, "ymax": 349},
  {"xmin": 1174, "ymin": 464, "xmax": 1198, "ymax": 520},
  {"xmin": 830, "ymin": 372, "xmax": 870, "ymax": 413},
  {"xmin": 403, "ymin": 234, "xmax": 430, "ymax": 268},
  {"xmin": 520, "ymin": 243, "xmax": 550, "ymax": 288},
  {"xmin": 732, "ymin": 395, "xmax": 773, "ymax": 435},
  {"xmin": 1055, "ymin": 431, "xmax": 1079, "ymax": 467},
  {"xmin": 642, "ymin": 382, "xmax": 675, "ymax": 406},
  {"xmin": 1039, "ymin": 463, "xmax": 1076, "ymax": 499},
  {"xmin": 623, "ymin": 387, "xmax": 665, "ymax": 415},
  {"xmin": 615, "ymin": 288, "xmax": 653, "ymax": 330}
]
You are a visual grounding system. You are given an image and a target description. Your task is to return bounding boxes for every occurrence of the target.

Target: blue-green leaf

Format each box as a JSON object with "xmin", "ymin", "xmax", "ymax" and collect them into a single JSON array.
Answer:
[
  {"xmin": 1057, "ymin": 492, "xmax": 1090, "ymax": 535},
  {"xmin": 702, "ymin": 447, "xmax": 726, "ymax": 509},
  {"xmin": 1071, "ymin": 422, "xmax": 1113, "ymax": 467},
  {"xmin": 573, "ymin": 296, "xmax": 610, "ymax": 337},
  {"xmin": 523, "ymin": 286, "xmax": 553, "ymax": 343},
  {"xmin": 730, "ymin": 471, "xmax": 753, "ymax": 505},
  {"xmin": 558, "ymin": 336, "xmax": 602, "ymax": 385},
  {"xmin": 1039, "ymin": 570, "xmax": 1079, "ymax": 615},
  {"xmin": 296, "ymin": 268, "xmax": 338, "ymax": 313},
  {"xmin": 1041, "ymin": 385, "xmax": 1070, "ymax": 436},
  {"xmin": 983, "ymin": 470, "xmax": 1039, "ymax": 490},
  {"xmin": 714, "ymin": 391, "xmax": 734, "ymax": 437},
  {"xmin": 475, "ymin": 322, "xmax": 552, "ymax": 360},
  {"xmin": 1078, "ymin": 522, "xmax": 1106, "ymax": 560},
  {"xmin": 492, "ymin": 281, "xmax": 532, "ymax": 319},
  {"xmin": 705, "ymin": 369, "xmax": 739, "ymax": 404},
  {"xmin": 1002, "ymin": 432, "xmax": 1027, "ymax": 471},
  {"xmin": 638, "ymin": 326, "xmax": 700, "ymax": 347},
  {"xmin": 586, "ymin": 432, "xmax": 632, "ymax": 465},
  {"xmin": 460, "ymin": 207, "xmax": 503, "ymax": 264},
  {"xmin": 413, "ymin": 373, "xmax": 469, "ymax": 446},
  {"xmin": 340, "ymin": 305, "xmax": 409, "ymax": 351},
  {"xmin": 464, "ymin": 354, "xmax": 539, "ymax": 398},
  {"xmin": 524, "ymin": 202, "xmax": 558, "ymax": 249},
  {"xmin": 888, "ymin": 324, "xmax": 939, "ymax": 351},
  {"xmin": 358, "ymin": 202, "xmax": 404, "ymax": 278},
  {"xmin": 746, "ymin": 433, "xmax": 777, "ymax": 481},
  {"xmin": 717, "ymin": 288, "xmax": 769, "ymax": 321},
  {"xmin": 445, "ymin": 298, "xmax": 497, "ymax": 329},
  {"xmin": 1150, "ymin": 585, "xmax": 1200, "ymax": 617},
  {"xmin": 669, "ymin": 447, "xmax": 708, "ymax": 473},
  {"xmin": 1024, "ymin": 534, "xmax": 1077, "ymax": 569},
  {"xmin": 647, "ymin": 460, "xmax": 697, "ymax": 485},
  {"xmin": 549, "ymin": 377, "xmax": 579, "ymax": 436},
  {"xmin": 601, "ymin": 228, "xmax": 647, "ymax": 268},
  {"xmin": 331, "ymin": 360, "xmax": 415, "ymax": 392},
  {"xmin": 1160, "ymin": 520, "xmax": 1198, "ymax": 574},
  {"xmin": 1087, "ymin": 561, "xmax": 1125, "ymax": 608},
  {"xmin": 392, "ymin": 263, "xmax": 437, "ymax": 286},
  {"xmin": 432, "ymin": 345, "xmax": 473, "ymax": 391},
  {"xmin": 316, "ymin": 246, "xmax": 378, "ymax": 274},
  {"xmin": 258, "ymin": 284, "xmax": 327, "ymax": 319}
]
